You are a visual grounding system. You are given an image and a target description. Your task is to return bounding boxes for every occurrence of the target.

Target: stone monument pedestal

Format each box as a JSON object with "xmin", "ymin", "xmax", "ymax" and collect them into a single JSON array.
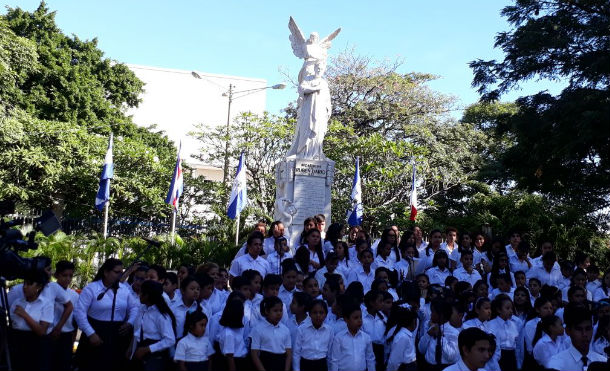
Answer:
[{"xmin": 274, "ymin": 158, "xmax": 334, "ymax": 249}]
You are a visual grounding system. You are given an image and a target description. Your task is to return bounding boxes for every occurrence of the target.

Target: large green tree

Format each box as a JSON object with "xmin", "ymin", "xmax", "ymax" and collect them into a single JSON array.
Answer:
[
  {"xmin": 0, "ymin": 3, "xmax": 181, "ymax": 221},
  {"xmin": 470, "ymin": 0, "xmax": 610, "ymax": 216}
]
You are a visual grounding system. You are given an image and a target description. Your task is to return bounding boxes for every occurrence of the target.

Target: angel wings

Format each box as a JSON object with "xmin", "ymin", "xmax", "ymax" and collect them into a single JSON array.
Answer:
[{"xmin": 289, "ymin": 16, "xmax": 341, "ymax": 61}]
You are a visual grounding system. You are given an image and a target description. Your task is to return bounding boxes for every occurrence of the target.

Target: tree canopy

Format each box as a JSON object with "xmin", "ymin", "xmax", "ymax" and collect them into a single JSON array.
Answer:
[{"xmin": 470, "ymin": 0, "xmax": 610, "ymax": 215}]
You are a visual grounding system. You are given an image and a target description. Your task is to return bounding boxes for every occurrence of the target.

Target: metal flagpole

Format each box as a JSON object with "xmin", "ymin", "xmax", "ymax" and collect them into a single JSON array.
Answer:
[
  {"xmin": 170, "ymin": 210, "xmax": 176, "ymax": 246},
  {"xmin": 103, "ymin": 202, "xmax": 109, "ymax": 239},
  {"xmin": 235, "ymin": 214, "xmax": 240, "ymax": 246}
]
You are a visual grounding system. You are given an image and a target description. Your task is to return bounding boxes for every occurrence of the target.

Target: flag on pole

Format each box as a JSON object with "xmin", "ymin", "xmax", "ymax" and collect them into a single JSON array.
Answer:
[
  {"xmin": 409, "ymin": 162, "xmax": 418, "ymax": 221},
  {"xmin": 165, "ymin": 141, "xmax": 184, "ymax": 211},
  {"xmin": 347, "ymin": 156, "xmax": 363, "ymax": 226},
  {"xmin": 227, "ymin": 152, "xmax": 248, "ymax": 219},
  {"xmin": 95, "ymin": 134, "xmax": 114, "ymax": 211}
]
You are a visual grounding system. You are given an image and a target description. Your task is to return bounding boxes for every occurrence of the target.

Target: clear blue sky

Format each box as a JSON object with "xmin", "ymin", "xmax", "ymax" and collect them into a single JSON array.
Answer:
[{"xmin": 3, "ymin": 0, "xmax": 565, "ymax": 116}]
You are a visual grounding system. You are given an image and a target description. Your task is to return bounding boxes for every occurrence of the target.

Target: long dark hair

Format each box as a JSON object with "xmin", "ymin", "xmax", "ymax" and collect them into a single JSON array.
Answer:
[
  {"xmin": 532, "ymin": 315, "xmax": 560, "ymax": 347},
  {"xmin": 219, "ymin": 291, "xmax": 245, "ymax": 329},
  {"xmin": 489, "ymin": 252, "xmax": 512, "ymax": 288},
  {"xmin": 425, "ymin": 229, "xmax": 442, "ymax": 257},
  {"xmin": 384, "ymin": 305, "xmax": 418, "ymax": 341},
  {"xmin": 302, "ymin": 228, "xmax": 325, "ymax": 267},
  {"xmin": 93, "ymin": 258, "xmax": 123, "ymax": 282},
  {"xmin": 183, "ymin": 308, "xmax": 208, "ymax": 339},
  {"xmin": 140, "ymin": 280, "xmax": 177, "ymax": 336},
  {"xmin": 398, "ymin": 230, "xmax": 415, "ymax": 253},
  {"xmin": 325, "ymin": 223, "xmax": 344, "ymax": 248},
  {"xmin": 380, "ymin": 228, "xmax": 400, "ymax": 262}
]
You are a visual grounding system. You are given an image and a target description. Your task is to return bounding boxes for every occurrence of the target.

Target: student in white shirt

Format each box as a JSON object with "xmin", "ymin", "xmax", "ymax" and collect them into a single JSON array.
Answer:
[
  {"xmin": 418, "ymin": 299, "xmax": 460, "ymax": 368},
  {"xmin": 229, "ymin": 231, "xmax": 270, "ymax": 279},
  {"xmin": 132, "ymin": 280, "xmax": 176, "ymax": 371},
  {"xmin": 509, "ymin": 241, "xmax": 533, "ymax": 274},
  {"xmin": 490, "ymin": 274, "xmax": 516, "ymax": 300},
  {"xmin": 419, "ymin": 229, "xmax": 444, "ymax": 274},
  {"xmin": 50, "ymin": 260, "xmax": 79, "ymax": 371},
  {"xmin": 374, "ymin": 241, "xmax": 397, "ymax": 271},
  {"xmin": 278, "ymin": 263, "xmax": 299, "ymax": 311},
  {"xmin": 264, "ymin": 221, "xmax": 290, "ymax": 255},
  {"xmin": 385, "ymin": 306, "xmax": 418, "ymax": 371},
  {"xmin": 174, "ymin": 309, "xmax": 214, "ymax": 371},
  {"xmin": 586, "ymin": 265, "xmax": 601, "ymax": 293},
  {"xmin": 532, "ymin": 314, "xmax": 568, "ymax": 368},
  {"xmin": 487, "ymin": 294, "xmax": 521, "ymax": 371},
  {"xmin": 453, "ymin": 250, "xmax": 482, "ymax": 287},
  {"xmin": 593, "ymin": 271, "xmax": 610, "ymax": 302},
  {"xmin": 362, "ymin": 290, "xmax": 386, "ymax": 371},
  {"xmin": 250, "ymin": 296, "xmax": 292, "ymax": 371},
  {"xmin": 523, "ymin": 297, "xmax": 555, "ymax": 356},
  {"xmin": 547, "ymin": 305, "xmax": 607, "ymax": 371},
  {"xmin": 426, "ymin": 250, "xmax": 453, "ymax": 286},
  {"xmin": 216, "ymin": 293, "xmax": 248, "ymax": 371},
  {"xmin": 526, "ymin": 251, "xmax": 562, "ymax": 287},
  {"xmin": 171, "ymin": 276, "xmax": 201, "ymax": 339},
  {"xmin": 441, "ymin": 227, "xmax": 459, "ymax": 261},
  {"xmin": 329, "ymin": 304, "xmax": 376, "ymax": 371},
  {"xmin": 591, "ymin": 316, "xmax": 610, "ymax": 359},
  {"xmin": 288, "ymin": 292, "xmax": 311, "ymax": 346},
  {"xmin": 505, "ymin": 230, "xmax": 521, "ymax": 259},
  {"xmin": 75, "ymin": 258, "xmax": 139, "ymax": 371},
  {"xmin": 442, "ymin": 327, "xmax": 493, "ymax": 371},
  {"xmin": 267, "ymin": 236, "xmax": 293, "ymax": 275},
  {"xmin": 163, "ymin": 272, "xmax": 181, "ymax": 307},
  {"xmin": 8, "ymin": 270, "xmax": 53, "ymax": 371},
  {"xmin": 347, "ymin": 248, "xmax": 376, "ymax": 293},
  {"xmin": 395, "ymin": 244, "xmax": 419, "ymax": 282},
  {"xmin": 333, "ymin": 241, "xmax": 352, "ymax": 277},
  {"xmin": 297, "ymin": 228, "xmax": 326, "ymax": 273},
  {"xmin": 293, "ymin": 300, "xmax": 333, "ymax": 371},
  {"xmin": 315, "ymin": 252, "xmax": 346, "ymax": 290},
  {"xmin": 488, "ymin": 252, "xmax": 516, "ymax": 289},
  {"xmin": 450, "ymin": 232, "xmax": 475, "ymax": 269}
]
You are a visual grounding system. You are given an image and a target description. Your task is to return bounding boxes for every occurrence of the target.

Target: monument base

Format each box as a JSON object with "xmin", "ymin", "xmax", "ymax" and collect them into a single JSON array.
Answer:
[{"xmin": 274, "ymin": 158, "xmax": 335, "ymax": 250}]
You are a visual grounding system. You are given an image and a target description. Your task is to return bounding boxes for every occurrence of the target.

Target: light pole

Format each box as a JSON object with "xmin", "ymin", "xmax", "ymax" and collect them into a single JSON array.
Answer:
[{"xmin": 191, "ymin": 71, "xmax": 285, "ymax": 190}]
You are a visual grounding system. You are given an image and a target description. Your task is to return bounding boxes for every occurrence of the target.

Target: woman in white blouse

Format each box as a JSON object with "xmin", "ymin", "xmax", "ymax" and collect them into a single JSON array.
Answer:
[{"xmin": 75, "ymin": 258, "xmax": 139, "ymax": 371}]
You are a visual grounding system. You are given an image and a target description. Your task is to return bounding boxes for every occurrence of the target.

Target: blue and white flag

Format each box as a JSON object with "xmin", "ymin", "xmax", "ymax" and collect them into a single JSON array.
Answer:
[
  {"xmin": 227, "ymin": 153, "xmax": 248, "ymax": 220},
  {"xmin": 165, "ymin": 141, "xmax": 184, "ymax": 211},
  {"xmin": 347, "ymin": 156, "xmax": 363, "ymax": 226},
  {"xmin": 95, "ymin": 134, "xmax": 114, "ymax": 211}
]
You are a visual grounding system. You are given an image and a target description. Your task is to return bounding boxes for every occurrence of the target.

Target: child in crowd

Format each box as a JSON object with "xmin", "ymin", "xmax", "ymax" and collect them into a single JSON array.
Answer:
[
  {"xmin": 426, "ymin": 250, "xmax": 452, "ymax": 286},
  {"xmin": 531, "ymin": 314, "xmax": 567, "ymax": 368},
  {"xmin": 329, "ymin": 303, "xmax": 376, "ymax": 371},
  {"xmin": 216, "ymin": 292, "xmax": 248, "ymax": 371},
  {"xmin": 418, "ymin": 298, "xmax": 460, "ymax": 369},
  {"xmin": 51, "ymin": 260, "xmax": 79, "ymax": 371},
  {"xmin": 250, "ymin": 296, "xmax": 292, "ymax": 371},
  {"xmin": 288, "ymin": 292, "xmax": 312, "ymax": 345},
  {"xmin": 163, "ymin": 272, "xmax": 181, "ymax": 306},
  {"xmin": 347, "ymin": 248, "xmax": 376, "ymax": 292},
  {"xmin": 267, "ymin": 237, "xmax": 292, "ymax": 275},
  {"xmin": 292, "ymin": 300, "xmax": 333, "ymax": 371},
  {"xmin": 385, "ymin": 306, "xmax": 418, "ymax": 371},
  {"xmin": 453, "ymin": 250, "xmax": 481, "ymax": 287},
  {"xmin": 315, "ymin": 252, "xmax": 345, "ymax": 289},
  {"xmin": 302, "ymin": 276, "xmax": 322, "ymax": 300},
  {"xmin": 171, "ymin": 276, "xmax": 201, "ymax": 339},
  {"xmin": 487, "ymin": 295, "xmax": 521, "ymax": 371},
  {"xmin": 174, "ymin": 309, "xmax": 214, "ymax": 371}
]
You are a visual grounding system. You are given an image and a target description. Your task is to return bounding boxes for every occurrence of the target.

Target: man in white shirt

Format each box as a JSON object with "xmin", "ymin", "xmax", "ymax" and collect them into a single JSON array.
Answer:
[
  {"xmin": 547, "ymin": 305, "xmax": 607, "ymax": 371},
  {"xmin": 526, "ymin": 251, "xmax": 562, "ymax": 287},
  {"xmin": 443, "ymin": 327, "xmax": 492, "ymax": 371},
  {"xmin": 505, "ymin": 230, "xmax": 521, "ymax": 258},
  {"xmin": 229, "ymin": 231, "xmax": 270, "ymax": 279}
]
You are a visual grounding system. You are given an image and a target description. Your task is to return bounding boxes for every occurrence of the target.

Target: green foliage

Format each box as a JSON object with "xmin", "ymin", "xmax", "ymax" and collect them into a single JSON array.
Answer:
[
  {"xmin": 470, "ymin": 0, "xmax": 610, "ymax": 215},
  {"xmin": 0, "ymin": 3, "xmax": 182, "ymax": 220}
]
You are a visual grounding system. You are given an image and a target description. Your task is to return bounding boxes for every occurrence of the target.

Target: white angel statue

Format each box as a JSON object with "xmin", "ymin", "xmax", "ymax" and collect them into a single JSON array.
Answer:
[{"xmin": 284, "ymin": 17, "xmax": 341, "ymax": 160}]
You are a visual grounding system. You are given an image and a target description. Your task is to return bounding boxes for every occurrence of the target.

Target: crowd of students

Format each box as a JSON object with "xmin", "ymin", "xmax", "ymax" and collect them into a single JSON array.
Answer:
[{"xmin": 5, "ymin": 216, "xmax": 610, "ymax": 371}]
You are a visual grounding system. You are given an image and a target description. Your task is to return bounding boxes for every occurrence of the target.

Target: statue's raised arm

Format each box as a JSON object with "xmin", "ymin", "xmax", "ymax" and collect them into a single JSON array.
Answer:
[{"xmin": 285, "ymin": 17, "xmax": 341, "ymax": 160}]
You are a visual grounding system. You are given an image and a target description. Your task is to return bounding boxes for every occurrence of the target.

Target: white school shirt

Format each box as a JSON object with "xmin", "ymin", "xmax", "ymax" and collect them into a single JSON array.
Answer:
[
  {"xmin": 490, "ymin": 287, "xmax": 515, "ymax": 300},
  {"xmin": 586, "ymin": 280, "xmax": 601, "ymax": 295},
  {"xmin": 526, "ymin": 264, "xmax": 562, "ymax": 287},
  {"xmin": 487, "ymin": 316, "xmax": 521, "ymax": 350},
  {"xmin": 266, "ymin": 250, "xmax": 293, "ymax": 275},
  {"xmin": 249, "ymin": 319, "xmax": 291, "ymax": 353},
  {"xmin": 374, "ymin": 254, "xmax": 397, "ymax": 271},
  {"xmin": 450, "ymin": 249, "xmax": 484, "ymax": 269},
  {"xmin": 9, "ymin": 281, "xmax": 71, "ymax": 333},
  {"xmin": 386, "ymin": 327, "xmax": 416, "ymax": 371},
  {"xmin": 314, "ymin": 266, "xmax": 346, "ymax": 290},
  {"xmin": 332, "ymin": 318, "xmax": 347, "ymax": 335},
  {"xmin": 133, "ymin": 305, "xmax": 176, "ymax": 353},
  {"xmin": 419, "ymin": 248, "xmax": 438, "ymax": 274},
  {"xmin": 200, "ymin": 288, "xmax": 224, "ymax": 316},
  {"xmin": 329, "ymin": 328, "xmax": 376, "ymax": 371},
  {"xmin": 170, "ymin": 299, "xmax": 200, "ymax": 339},
  {"xmin": 524, "ymin": 317, "xmax": 540, "ymax": 353},
  {"xmin": 395, "ymin": 259, "xmax": 417, "ymax": 282},
  {"xmin": 442, "ymin": 359, "xmax": 487, "ymax": 371},
  {"xmin": 217, "ymin": 326, "xmax": 248, "ymax": 357},
  {"xmin": 286, "ymin": 314, "xmax": 309, "ymax": 347},
  {"xmin": 278, "ymin": 284, "xmax": 297, "ymax": 311},
  {"xmin": 9, "ymin": 296, "xmax": 54, "ymax": 331},
  {"xmin": 426, "ymin": 266, "xmax": 453, "ymax": 286},
  {"xmin": 462, "ymin": 318, "xmax": 489, "ymax": 332},
  {"xmin": 509, "ymin": 256, "xmax": 532, "ymax": 274},
  {"xmin": 74, "ymin": 281, "xmax": 139, "ymax": 337},
  {"xmin": 547, "ymin": 345, "xmax": 606, "ymax": 371},
  {"xmin": 462, "ymin": 318, "xmax": 501, "ymax": 371},
  {"xmin": 441, "ymin": 242, "xmax": 458, "ymax": 256},
  {"xmin": 505, "ymin": 244, "xmax": 518, "ymax": 258},
  {"xmin": 453, "ymin": 267, "xmax": 482, "ymax": 287},
  {"xmin": 174, "ymin": 332, "xmax": 215, "ymax": 362},
  {"xmin": 591, "ymin": 337, "xmax": 609, "ymax": 358},
  {"xmin": 593, "ymin": 286, "xmax": 609, "ymax": 302},
  {"xmin": 533, "ymin": 333, "xmax": 570, "ymax": 368},
  {"xmin": 56, "ymin": 287, "xmax": 79, "ymax": 332},
  {"xmin": 418, "ymin": 322, "xmax": 460, "ymax": 365},
  {"xmin": 229, "ymin": 253, "xmax": 270, "ymax": 277},
  {"xmin": 362, "ymin": 309, "xmax": 385, "ymax": 344},
  {"xmin": 293, "ymin": 321, "xmax": 333, "ymax": 371},
  {"xmin": 557, "ymin": 276, "xmax": 571, "ymax": 291},
  {"xmin": 561, "ymin": 286, "xmax": 593, "ymax": 302},
  {"xmin": 346, "ymin": 265, "xmax": 376, "ymax": 292},
  {"xmin": 263, "ymin": 236, "xmax": 292, "ymax": 256}
]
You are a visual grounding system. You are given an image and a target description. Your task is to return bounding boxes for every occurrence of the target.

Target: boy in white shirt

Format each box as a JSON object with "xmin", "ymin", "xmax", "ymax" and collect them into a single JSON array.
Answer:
[
  {"xmin": 329, "ymin": 303, "xmax": 376, "ymax": 371},
  {"xmin": 443, "ymin": 327, "xmax": 492, "ymax": 371}
]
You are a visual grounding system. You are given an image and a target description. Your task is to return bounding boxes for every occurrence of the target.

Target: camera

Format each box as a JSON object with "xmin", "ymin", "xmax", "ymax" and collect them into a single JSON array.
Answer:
[{"xmin": 0, "ymin": 200, "xmax": 61, "ymax": 280}]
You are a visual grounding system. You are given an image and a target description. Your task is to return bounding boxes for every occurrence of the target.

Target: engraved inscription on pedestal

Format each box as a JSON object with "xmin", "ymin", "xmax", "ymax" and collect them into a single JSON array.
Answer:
[{"xmin": 293, "ymin": 161, "xmax": 327, "ymax": 222}]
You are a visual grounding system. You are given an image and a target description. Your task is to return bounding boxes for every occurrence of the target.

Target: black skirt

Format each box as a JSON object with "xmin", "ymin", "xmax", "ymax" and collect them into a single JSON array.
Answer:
[
  {"xmin": 51, "ymin": 331, "xmax": 75, "ymax": 371},
  {"xmin": 300, "ymin": 357, "xmax": 328, "ymax": 371},
  {"xmin": 398, "ymin": 361, "xmax": 418, "ymax": 371},
  {"xmin": 372, "ymin": 342, "xmax": 386, "ymax": 371},
  {"xmin": 8, "ymin": 329, "xmax": 46, "ymax": 371},
  {"xmin": 185, "ymin": 360, "xmax": 208, "ymax": 371},
  {"xmin": 75, "ymin": 317, "xmax": 131, "ymax": 371},
  {"xmin": 135, "ymin": 338, "xmax": 171, "ymax": 371},
  {"xmin": 259, "ymin": 350, "xmax": 286, "ymax": 371},
  {"xmin": 499, "ymin": 349, "xmax": 517, "ymax": 371}
]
